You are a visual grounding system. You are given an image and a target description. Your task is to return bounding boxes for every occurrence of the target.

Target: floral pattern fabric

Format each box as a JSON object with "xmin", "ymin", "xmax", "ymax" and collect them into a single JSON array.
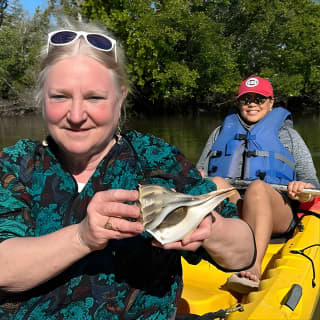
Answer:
[{"xmin": 0, "ymin": 130, "xmax": 237, "ymax": 320}]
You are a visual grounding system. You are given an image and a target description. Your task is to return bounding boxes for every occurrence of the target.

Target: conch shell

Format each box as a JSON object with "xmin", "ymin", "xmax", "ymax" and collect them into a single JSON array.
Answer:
[{"xmin": 137, "ymin": 184, "xmax": 236, "ymax": 245}]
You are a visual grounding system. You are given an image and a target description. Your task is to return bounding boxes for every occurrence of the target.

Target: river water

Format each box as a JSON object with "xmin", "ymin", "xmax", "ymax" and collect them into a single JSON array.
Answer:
[
  {"xmin": 1, "ymin": 112, "xmax": 320, "ymax": 317},
  {"xmin": 1, "ymin": 112, "xmax": 320, "ymax": 179}
]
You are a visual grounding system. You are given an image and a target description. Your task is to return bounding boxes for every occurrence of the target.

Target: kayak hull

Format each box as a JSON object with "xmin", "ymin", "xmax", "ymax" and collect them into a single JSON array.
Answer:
[{"xmin": 178, "ymin": 202, "xmax": 320, "ymax": 319}]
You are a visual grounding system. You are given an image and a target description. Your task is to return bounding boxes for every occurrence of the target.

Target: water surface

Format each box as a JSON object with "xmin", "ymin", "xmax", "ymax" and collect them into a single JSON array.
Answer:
[{"xmin": 1, "ymin": 112, "xmax": 320, "ymax": 178}]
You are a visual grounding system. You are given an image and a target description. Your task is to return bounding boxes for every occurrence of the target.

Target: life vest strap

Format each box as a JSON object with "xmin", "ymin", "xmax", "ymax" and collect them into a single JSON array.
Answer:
[
  {"xmin": 208, "ymin": 150, "xmax": 222, "ymax": 158},
  {"xmin": 235, "ymin": 133, "xmax": 256, "ymax": 140},
  {"xmin": 246, "ymin": 150, "xmax": 295, "ymax": 169},
  {"xmin": 255, "ymin": 169, "xmax": 294, "ymax": 183}
]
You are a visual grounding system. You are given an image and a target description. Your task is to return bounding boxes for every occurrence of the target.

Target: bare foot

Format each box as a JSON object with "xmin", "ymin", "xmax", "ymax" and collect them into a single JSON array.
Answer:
[
  {"xmin": 224, "ymin": 262, "xmax": 261, "ymax": 294},
  {"xmin": 239, "ymin": 265, "xmax": 261, "ymax": 282}
]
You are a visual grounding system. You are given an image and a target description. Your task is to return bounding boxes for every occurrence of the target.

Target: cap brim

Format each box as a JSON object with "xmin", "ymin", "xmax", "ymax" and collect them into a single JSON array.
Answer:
[{"xmin": 237, "ymin": 90, "xmax": 272, "ymax": 99}]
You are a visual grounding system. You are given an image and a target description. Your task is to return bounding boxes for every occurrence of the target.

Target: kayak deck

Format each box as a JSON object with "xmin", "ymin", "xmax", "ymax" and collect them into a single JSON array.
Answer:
[{"xmin": 178, "ymin": 205, "xmax": 320, "ymax": 319}]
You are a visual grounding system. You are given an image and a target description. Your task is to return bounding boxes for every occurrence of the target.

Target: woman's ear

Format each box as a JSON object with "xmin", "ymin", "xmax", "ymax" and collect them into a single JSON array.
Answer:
[
  {"xmin": 119, "ymin": 87, "xmax": 127, "ymax": 106},
  {"xmin": 116, "ymin": 87, "xmax": 127, "ymax": 120},
  {"xmin": 269, "ymin": 98, "xmax": 274, "ymax": 110}
]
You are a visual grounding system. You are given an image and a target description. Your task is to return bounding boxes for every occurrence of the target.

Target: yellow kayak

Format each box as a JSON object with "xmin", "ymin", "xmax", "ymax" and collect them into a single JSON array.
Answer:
[{"xmin": 177, "ymin": 201, "xmax": 320, "ymax": 319}]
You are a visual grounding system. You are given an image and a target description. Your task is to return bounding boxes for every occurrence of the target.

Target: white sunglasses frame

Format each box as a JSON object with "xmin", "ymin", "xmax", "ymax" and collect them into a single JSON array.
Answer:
[{"xmin": 47, "ymin": 30, "xmax": 117, "ymax": 62}]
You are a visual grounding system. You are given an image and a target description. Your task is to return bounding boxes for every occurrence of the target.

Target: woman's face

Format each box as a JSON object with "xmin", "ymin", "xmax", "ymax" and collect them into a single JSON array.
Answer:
[
  {"xmin": 237, "ymin": 93, "xmax": 274, "ymax": 124},
  {"xmin": 43, "ymin": 56, "xmax": 125, "ymax": 160}
]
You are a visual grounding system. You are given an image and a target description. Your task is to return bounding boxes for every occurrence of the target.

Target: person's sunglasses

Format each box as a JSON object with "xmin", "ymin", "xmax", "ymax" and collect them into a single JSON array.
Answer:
[
  {"xmin": 47, "ymin": 30, "xmax": 117, "ymax": 62},
  {"xmin": 238, "ymin": 95, "xmax": 271, "ymax": 105}
]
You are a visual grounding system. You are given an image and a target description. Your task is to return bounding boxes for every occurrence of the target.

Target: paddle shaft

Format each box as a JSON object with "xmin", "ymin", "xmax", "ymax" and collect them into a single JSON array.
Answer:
[{"xmin": 212, "ymin": 178, "xmax": 320, "ymax": 196}]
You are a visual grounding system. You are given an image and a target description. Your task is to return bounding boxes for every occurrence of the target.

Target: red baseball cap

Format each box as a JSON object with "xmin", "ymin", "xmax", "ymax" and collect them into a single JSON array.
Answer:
[{"xmin": 237, "ymin": 76, "xmax": 273, "ymax": 99}]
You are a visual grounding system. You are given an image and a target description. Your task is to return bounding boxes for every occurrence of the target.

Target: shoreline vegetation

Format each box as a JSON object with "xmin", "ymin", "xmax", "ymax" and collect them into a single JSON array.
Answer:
[
  {"xmin": 1, "ymin": 95, "xmax": 320, "ymax": 118},
  {"xmin": 1, "ymin": 1, "xmax": 320, "ymax": 117},
  {"xmin": 0, "ymin": 100, "xmax": 39, "ymax": 117}
]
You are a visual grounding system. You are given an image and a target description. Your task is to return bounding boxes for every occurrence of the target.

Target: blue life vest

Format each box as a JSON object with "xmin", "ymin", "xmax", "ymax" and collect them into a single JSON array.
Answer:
[{"xmin": 208, "ymin": 107, "xmax": 296, "ymax": 184}]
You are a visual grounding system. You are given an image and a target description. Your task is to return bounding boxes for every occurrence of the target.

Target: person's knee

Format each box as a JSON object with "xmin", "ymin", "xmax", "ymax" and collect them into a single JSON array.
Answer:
[
  {"xmin": 245, "ymin": 180, "xmax": 269, "ymax": 202},
  {"xmin": 212, "ymin": 176, "xmax": 232, "ymax": 189},
  {"xmin": 212, "ymin": 176, "xmax": 241, "ymax": 204}
]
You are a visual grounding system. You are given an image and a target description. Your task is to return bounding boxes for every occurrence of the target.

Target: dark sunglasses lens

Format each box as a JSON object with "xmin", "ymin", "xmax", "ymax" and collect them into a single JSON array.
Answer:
[
  {"xmin": 238, "ymin": 97, "xmax": 248, "ymax": 105},
  {"xmin": 255, "ymin": 97, "xmax": 267, "ymax": 104},
  {"xmin": 51, "ymin": 31, "xmax": 77, "ymax": 44},
  {"xmin": 87, "ymin": 34, "xmax": 113, "ymax": 50},
  {"xmin": 239, "ymin": 96, "xmax": 267, "ymax": 105}
]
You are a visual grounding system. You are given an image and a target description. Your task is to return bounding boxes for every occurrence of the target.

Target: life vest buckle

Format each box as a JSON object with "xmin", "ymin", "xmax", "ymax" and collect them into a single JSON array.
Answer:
[
  {"xmin": 209, "ymin": 150, "xmax": 222, "ymax": 158},
  {"xmin": 247, "ymin": 150, "xmax": 258, "ymax": 157},
  {"xmin": 235, "ymin": 133, "xmax": 247, "ymax": 140},
  {"xmin": 256, "ymin": 170, "xmax": 266, "ymax": 180}
]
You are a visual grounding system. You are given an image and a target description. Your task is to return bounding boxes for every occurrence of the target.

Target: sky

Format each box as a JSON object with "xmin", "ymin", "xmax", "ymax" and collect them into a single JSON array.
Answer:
[{"xmin": 16, "ymin": 0, "xmax": 48, "ymax": 15}]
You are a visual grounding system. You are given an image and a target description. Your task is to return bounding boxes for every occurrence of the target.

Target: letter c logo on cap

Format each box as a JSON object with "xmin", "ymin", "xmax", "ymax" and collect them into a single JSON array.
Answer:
[{"xmin": 245, "ymin": 78, "xmax": 259, "ymax": 88}]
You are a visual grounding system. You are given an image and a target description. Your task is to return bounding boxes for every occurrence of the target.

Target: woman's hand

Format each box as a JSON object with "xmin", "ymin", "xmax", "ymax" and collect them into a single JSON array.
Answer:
[
  {"xmin": 287, "ymin": 181, "xmax": 315, "ymax": 202},
  {"xmin": 152, "ymin": 214, "xmax": 213, "ymax": 251},
  {"xmin": 153, "ymin": 210, "xmax": 256, "ymax": 271},
  {"xmin": 198, "ymin": 169, "xmax": 205, "ymax": 178},
  {"xmin": 77, "ymin": 189, "xmax": 144, "ymax": 252}
]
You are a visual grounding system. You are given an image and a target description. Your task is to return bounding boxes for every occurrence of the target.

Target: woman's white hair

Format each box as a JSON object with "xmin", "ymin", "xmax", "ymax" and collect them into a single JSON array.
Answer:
[{"xmin": 35, "ymin": 18, "xmax": 130, "ymax": 112}]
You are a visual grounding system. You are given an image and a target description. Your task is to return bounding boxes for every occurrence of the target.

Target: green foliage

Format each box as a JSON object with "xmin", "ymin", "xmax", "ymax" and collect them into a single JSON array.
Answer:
[
  {"xmin": 1, "ymin": 0, "xmax": 320, "ymax": 113},
  {"xmin": 81, "ymin": 0, "xmax": 241, "ymax": 112},
  {"xmin": 0, "ymin": 0, "xmax": 50, "ymax": 104},
  {"xmin": 0, "ymin": 0, "xmax": 8, "ymax": 26},
  {"xmin": 48, "ymin": 0, "xmax": 84, "ymax": 22},
  {"xmin": 220, "ymin": 0, "xmax": 320, "ymax": 100}
]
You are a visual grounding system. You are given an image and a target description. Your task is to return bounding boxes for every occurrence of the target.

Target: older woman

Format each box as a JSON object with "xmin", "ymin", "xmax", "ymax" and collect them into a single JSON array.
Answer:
[
  {"xmin": 197, "ymin": 76, "xmax": 319, "ymax": 294},
  {"xmin": 0, "ymin": 22, "xmax": 255, "ymax": 319}
]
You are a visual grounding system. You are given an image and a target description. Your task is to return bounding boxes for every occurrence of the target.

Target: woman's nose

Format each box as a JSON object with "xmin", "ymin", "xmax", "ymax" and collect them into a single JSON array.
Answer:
[
  {"xmin": 247, "ymin": 97, "xmax": 258, "ymax": 106},
  {"xmin": 67, "ymin": 99, "xmax": 87, "ymax": 123}
]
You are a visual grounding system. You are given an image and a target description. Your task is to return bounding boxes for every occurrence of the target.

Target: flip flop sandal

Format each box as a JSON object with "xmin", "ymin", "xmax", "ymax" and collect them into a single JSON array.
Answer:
[{"xmin": 224, "ymin": 273, "xmax": 260, "ymax": 294}]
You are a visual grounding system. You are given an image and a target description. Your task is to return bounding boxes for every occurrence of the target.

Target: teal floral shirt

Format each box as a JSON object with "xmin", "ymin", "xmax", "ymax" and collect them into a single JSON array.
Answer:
[{"xmin": 0, "ymin": 130, "xmax": 236, "ymax": 320}]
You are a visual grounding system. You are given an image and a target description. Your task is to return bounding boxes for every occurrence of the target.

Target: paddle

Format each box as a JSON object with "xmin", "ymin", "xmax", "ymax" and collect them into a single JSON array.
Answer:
[{"xmin": 221, "ymin": 178, "xmax": 320, "ymax": 196}]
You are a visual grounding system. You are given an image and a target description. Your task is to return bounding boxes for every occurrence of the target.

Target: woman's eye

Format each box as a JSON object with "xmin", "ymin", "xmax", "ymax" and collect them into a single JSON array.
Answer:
[
  {"xmin": 89, "ymin": 96, "xmax": 105, "ymax": 100},
  {"xmin": 50, "ymin": 95, "xmax": 66, "ymax": 100}
]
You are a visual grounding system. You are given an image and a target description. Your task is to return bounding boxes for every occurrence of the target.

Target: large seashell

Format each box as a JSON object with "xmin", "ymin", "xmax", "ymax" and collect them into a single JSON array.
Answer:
[{"xmin": 137, "ymin": 184, "xmax": 236, "ymax": 245}]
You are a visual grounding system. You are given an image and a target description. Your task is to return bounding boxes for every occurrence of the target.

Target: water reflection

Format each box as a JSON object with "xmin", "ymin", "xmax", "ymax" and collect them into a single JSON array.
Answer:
[
  {"xmin": 0, "ymin": 114, "xmax": 47, "ymax": 149},
  {"xmin": 125, "ymin": 114, "xmax": 223, "ymax": 164},
  {"xmin": 1, "ymin": 112, "xmax": 320, "ymax": 179}
]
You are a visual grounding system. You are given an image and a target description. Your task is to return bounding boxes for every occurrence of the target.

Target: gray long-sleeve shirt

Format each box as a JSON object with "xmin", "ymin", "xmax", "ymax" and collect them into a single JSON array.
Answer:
[{"xmin": 196, "ymin": 116, "xmax": 320, "ymax": 188}]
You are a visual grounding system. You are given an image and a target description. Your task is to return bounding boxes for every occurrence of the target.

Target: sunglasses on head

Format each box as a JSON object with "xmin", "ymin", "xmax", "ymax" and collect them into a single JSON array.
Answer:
[
  {"xmin": 47, "ymin": 30, "xmax": 117, "ymax": 62},
  {"xmin": 238, "ymin": 94, "xmax": 271, "ymax": 105}
]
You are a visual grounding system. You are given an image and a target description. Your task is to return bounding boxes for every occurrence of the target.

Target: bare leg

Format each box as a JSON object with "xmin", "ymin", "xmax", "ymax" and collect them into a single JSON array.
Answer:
[
  {"xmin": 211, "ymin": 176, "xmax": 241, "ymax": 204},
  {"xmin": 238, "ymin": 180, "xmax": 293, "ymax": 282}
]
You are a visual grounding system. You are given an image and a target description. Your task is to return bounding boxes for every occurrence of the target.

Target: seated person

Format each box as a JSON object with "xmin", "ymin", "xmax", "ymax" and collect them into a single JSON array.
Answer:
[{"xmin": 197, "ymin": 76, "xmax": 319, "ymax": 293}]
